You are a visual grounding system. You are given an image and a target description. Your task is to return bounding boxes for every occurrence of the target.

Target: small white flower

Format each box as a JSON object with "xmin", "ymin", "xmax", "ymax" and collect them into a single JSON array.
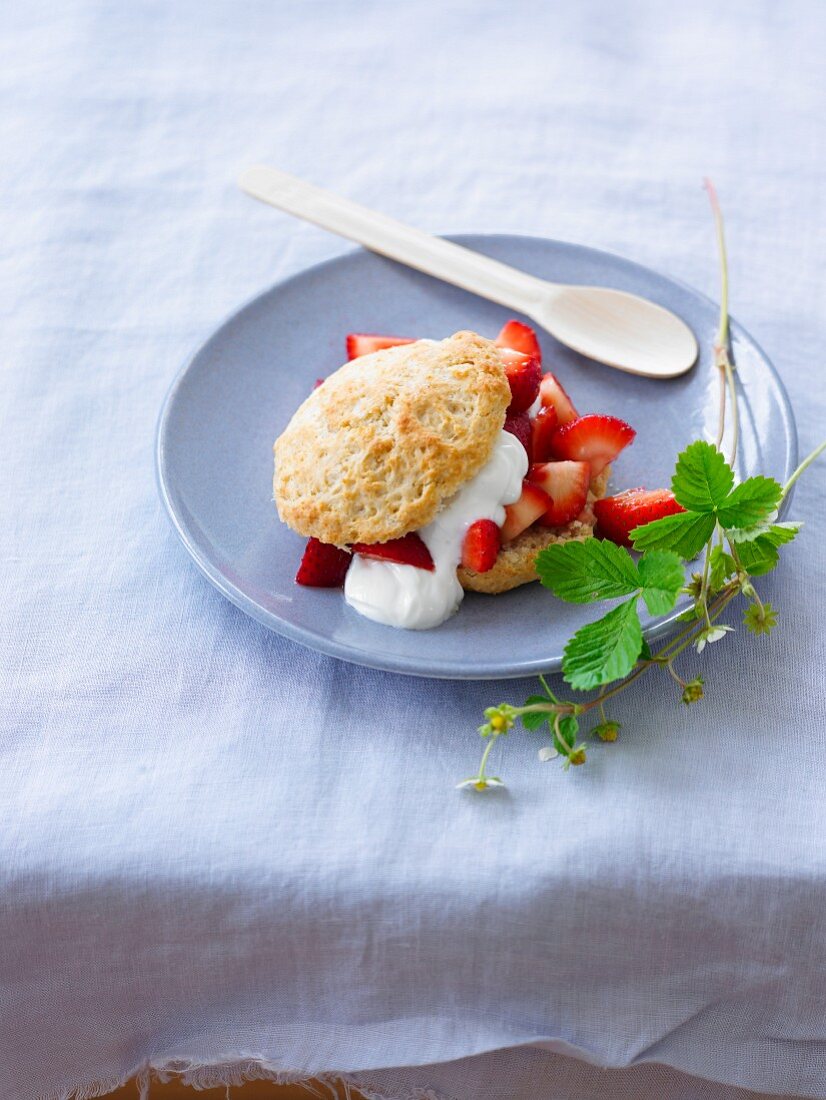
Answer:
[
  {"xmin": 455, "ymin": 776, "xmax": 505, "ymax": 791},
  {"xmin": 538, "ymin": 746, "xmax": 559, "ymax": 762},
  {"xmin": 694, "ymin": 624, "xmax": 734, "ymax": 653}
]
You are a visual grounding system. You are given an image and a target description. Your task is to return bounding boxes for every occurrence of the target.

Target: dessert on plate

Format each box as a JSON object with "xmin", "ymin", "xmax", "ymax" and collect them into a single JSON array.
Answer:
[{"xmin": 273, "ymin": 321, "xmax": 638, "ymax": 630}]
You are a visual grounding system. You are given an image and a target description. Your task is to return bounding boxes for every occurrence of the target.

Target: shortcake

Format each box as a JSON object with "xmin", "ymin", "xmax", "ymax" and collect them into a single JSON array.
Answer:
[{"xmin": 273, "ymin": 321, "xmax": 637, "ymax": 629}]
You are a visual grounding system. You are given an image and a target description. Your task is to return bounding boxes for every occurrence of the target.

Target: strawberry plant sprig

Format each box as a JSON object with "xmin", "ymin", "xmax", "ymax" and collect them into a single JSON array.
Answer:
[{"xmin": 458, "ymin": 183, "xmax": 825, "ymax": 792}]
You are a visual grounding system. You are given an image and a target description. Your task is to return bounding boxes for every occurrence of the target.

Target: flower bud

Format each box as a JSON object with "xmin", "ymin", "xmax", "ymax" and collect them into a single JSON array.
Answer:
[
  {"xmin": 681, "ymin": 677, "xmax": 705, "ymax": 705},
  {"xmin": 594, "ymin": 721, "xmax": 620, "ymax": 742}
]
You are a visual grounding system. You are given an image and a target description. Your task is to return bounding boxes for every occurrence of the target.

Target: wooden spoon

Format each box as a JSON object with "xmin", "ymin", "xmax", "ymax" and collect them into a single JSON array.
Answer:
[{"xmin": 239, "ymin": 165, "xmax": 697, "ymax": 378}]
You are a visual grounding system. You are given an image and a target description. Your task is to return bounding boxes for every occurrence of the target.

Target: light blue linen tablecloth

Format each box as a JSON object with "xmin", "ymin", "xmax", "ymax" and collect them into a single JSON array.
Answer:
[{"xmin": 2, "ymin": 3, "xmax": 825, "ymax": 1098}]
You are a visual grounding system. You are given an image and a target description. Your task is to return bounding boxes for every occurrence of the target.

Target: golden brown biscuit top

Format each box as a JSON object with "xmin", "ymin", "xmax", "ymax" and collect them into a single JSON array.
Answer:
[{"xmin": 273, "ymin": 331, "xmax": 511, "ymax": 546}]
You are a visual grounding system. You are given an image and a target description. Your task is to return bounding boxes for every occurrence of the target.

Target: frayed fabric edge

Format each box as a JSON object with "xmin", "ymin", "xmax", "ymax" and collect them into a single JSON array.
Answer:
[{"xmin": 40, "ymin": 1056, "xmax": 454, "ymax": 1100}]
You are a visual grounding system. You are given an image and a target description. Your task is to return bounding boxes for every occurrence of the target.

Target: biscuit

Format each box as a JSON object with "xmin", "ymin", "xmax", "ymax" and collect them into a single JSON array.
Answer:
[
  {"xmin": 274, "ymin": 332, "xmax": 511, "ymax": 546},
  {"xmin": 458, "ymin": 468, "xmax": 610, "ymax": 594}
]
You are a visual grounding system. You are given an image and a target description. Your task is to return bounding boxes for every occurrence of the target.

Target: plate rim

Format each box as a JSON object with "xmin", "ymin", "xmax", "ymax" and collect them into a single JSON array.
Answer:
[{"xmin": 155, "ymin": 233, "xmax": 799, "ymax": 680}]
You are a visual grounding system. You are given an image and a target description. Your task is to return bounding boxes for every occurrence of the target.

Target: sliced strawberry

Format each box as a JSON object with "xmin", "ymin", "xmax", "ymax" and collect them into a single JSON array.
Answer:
[
  {"xmin": 352, "ymin": 532, "xmax": 435, "ymax": 571},
  {"xmin": 313, "ymin": 377, "xmax": 325, "ymax": 390},
  {"xmin": 529, "ymin": 461, "xmax": 591, "ymax": 526},
  {"xmin": 498, "ymin": 348, "xmax": 542, "ymax": 414},
  {"xmin": 295, "ymin": 538, "xmax": 352, "ymax": 587},
  {"xmin": 549, "ymin": 414, "xmax": 635, "ymax": 476},
  {"xmin": 539, "ymin": 372, "xmax": 579, "ymax": 425},
  {"xmin": 496, "ymin": 319, "xmax": 542, "ymax": 363},
  {"xmin": 346, "ymin": 333, "xmax": 415, "ymax": 360},
  {"xmin": 594, "ymin": 488, "xmax": 685, "ymax": 548},
  {"xmin": 461, "ymin": 519, "xmax": 501, "ymax": 573},
  {"xmin": 503, "ymin": 411, "xmax": 532, "ymax": 462},
  {"xmin": 531, "ymin": 404, "xmax": 559, "ymax": 463},
  {"xmin": 501, "ymin": 480, "xmax": 552, "ymax": 542}
]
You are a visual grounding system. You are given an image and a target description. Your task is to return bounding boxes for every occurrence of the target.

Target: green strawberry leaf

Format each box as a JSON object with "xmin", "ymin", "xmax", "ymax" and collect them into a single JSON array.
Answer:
[
  {"xmin": 638, "ymin": 549, "xmax": 685, "ymax": 615},
  {"xmin": 736, "ymin": 536, "xmax": 780, "ymax": 575},
  {"xmin": 708, "ymin": 545, "xmax": 737, "ymax": 592},
  {"xmin": 562, "ymin": 598, "xmax": 643, "ymax": 691},
  {"xmin": 632, "ymin": 510, "xmax": 716, "ymax": 560},
  {"xmin": 729, "ymin": 520, "xmax": 802, "ymax": 546},
  {"xmin": 762, "ymin": 521, "xmax": 802, "ymax": 546},
  {"xmin": 535, "ymin": 538, "xmax": 640, "ymax": 604},
  {"xmin": 671, "ymin": 440, "xmax": 734, "ymax": 512},
  {"xmin": 521, "ymin": 696, "xmax": 552, "ymax": 731},
  {"xmin": 717, "ymin": 476, "xmax": 783, "ymax": 528},
  {"xmin": 554, "ymin": 715, "xmax": 580, "ymax": 755}
]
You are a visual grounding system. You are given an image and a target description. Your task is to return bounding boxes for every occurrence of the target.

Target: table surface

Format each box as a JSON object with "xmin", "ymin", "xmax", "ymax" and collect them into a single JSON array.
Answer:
[
  {"xmin": 2, "ymin": 3, "xmax": 825, "ymax": 1099},
  {"xmin": 103, "ymin": 1061, "xmax": 797, "ymax": 1100}
]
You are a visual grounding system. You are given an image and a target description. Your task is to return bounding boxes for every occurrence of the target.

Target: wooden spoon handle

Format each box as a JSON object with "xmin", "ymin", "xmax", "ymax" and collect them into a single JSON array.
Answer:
[{"xmin": 239, "ymin": 165, "xmax": 551, "ymax": 317}]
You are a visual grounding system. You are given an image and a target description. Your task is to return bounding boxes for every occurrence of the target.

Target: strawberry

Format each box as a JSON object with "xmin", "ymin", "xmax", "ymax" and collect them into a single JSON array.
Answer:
[
  {"xmin": 503, "ymin": 410, "xmax": 532, "ymax": 462},
  {"xmin": 529, "ymin": 461, "xmax": 591, "ymax": 526},
  {"xmin": 313, "ymin": 378, "xmax": 325, "ymax": 390},
  {"xmin": 496, "ymin": 319, "xmax": 542, "ymax": 363},
  {"xmin": 539, "ymin": 372, "xmax": 579, "ymax": 425},
  {"xmin": 461, "ymin": 519, "xmax": 501, "ymax": 573},
  {"xmin": 594, "ymin": 488, "xmax": 685, "ymax": 548},
  {"xmin": 549, "ymin": 414, "xmax": 635, "ymax": 476},
  {"xmin": 346, "ymin": 333, "xmax": 415, "ymax": 360},
  {"xmin": 499, "ymin": 348, "xmax": 542, "ymax": 414},
  {"xmin": 531, "ymin": 404, "xmax": 559, "ymax": 463},
  {"xmin": 352, "ymin": 532, "xmax": 435, "ymax": 571},
  {"xmin": 295, "ymin": 538, "xmax": 352, "ymax": 587},
  {"xmin": 501, "ymin": 480, "xmax": 552, "ymax": 542}
]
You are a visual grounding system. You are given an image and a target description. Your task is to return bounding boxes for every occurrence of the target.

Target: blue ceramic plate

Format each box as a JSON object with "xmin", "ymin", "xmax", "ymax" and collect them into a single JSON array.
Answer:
[{"xmin": 156, "ymin": 235, "xmax": 797, "ymax": 679}]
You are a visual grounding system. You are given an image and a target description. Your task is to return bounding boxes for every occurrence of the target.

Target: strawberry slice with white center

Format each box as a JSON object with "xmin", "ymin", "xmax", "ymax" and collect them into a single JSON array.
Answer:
[
  {"xmin": 461, "ymin": 519, "xmax": 501, "ymax": 573},
  {"xmin": 503, "ymin": 410, "xmax": 532, "ymax": 462},
  {"xmin": 594, "ymin": 488, "xmax": 685, "ymax": 548},
  {"xmin": 495, "ymin": 319, "xmax": 542, "ymax": 363},
  {"xmin": 295, "ymin": 538, "xmax": 352, "ymax": 587},
  {"xmin": 352, "ymin": 532, "xmax": 435, "ymax": 571},
  {"xmin": 529, "ymin": 461, "xmax": 591, "ymax": 526},
  {"xmin": 531, "ymin": 404, "xmax": 559, "ymax": 463},
  {"xmin": 501, "ymin": 480, "xmax": 553, "ymax": 542},
  {"xmin": 498, "ymin": 348, "xmax": 542, "ymax": 414},
  {"xmin": 549, "ymin": 414, "xmax": 635, "ymax": 476},
  {"xmin": 539, "ymin": 372, "xmax": 579, "ymax": 425},
  {"xmin": 346, "ymin": 333, "xmax": 415, "ymax": 360}
]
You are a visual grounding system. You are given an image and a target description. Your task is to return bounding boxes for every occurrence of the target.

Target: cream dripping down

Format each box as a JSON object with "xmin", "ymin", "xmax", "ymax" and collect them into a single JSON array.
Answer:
[{"xmin": 344, "ymin": 430, "xmax": 527, "ymax": 629}]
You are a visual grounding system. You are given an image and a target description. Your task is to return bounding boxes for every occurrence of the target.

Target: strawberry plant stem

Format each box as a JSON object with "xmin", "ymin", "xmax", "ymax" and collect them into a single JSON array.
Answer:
[
  {"xmin": 467, "ymin": 183, "xmax": 825, "ymax": 791},
  {"xmin": 475, "ymin": 736, "xmax": 497, "ymax": 787},
  {"xmin": 705, "ymin": 179, "xmax": 739, "ymax": 466},
  {"xmin": 781, "ymin": 439, "xmax": 826, "ymax": 503}
]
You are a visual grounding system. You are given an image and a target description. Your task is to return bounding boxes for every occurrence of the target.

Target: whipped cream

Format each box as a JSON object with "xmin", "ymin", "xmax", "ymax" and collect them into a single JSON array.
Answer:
[{"xmin": 344, "ymin": 430, "xmax": 528, "ymax": 629}]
